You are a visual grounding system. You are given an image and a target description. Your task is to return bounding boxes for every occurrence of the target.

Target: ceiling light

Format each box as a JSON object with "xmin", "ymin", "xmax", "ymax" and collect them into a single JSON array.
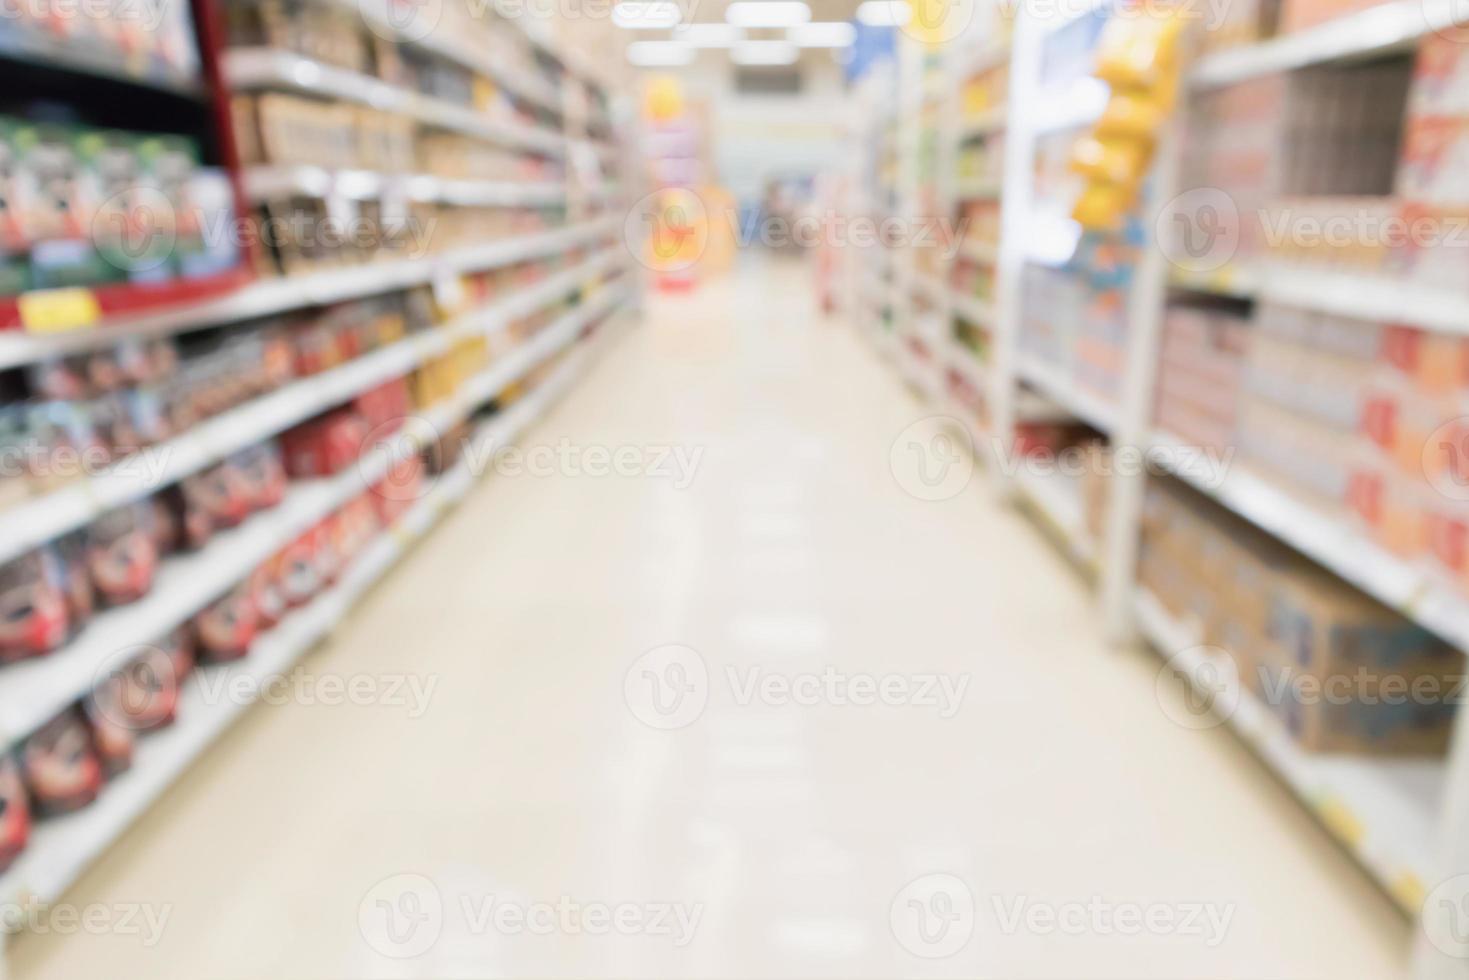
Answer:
[
  {"xmin": 726, "ymin": 2, "xmax": 811, "ymax": 28},
  {"xmin": 674, "ymin": 23, "xmax": 742, "ymax": 46},
  {"xmin": 731, "ymin": 40, "xmax": 800, "ymax": 65},
  {"xmin": 856, "ymin": 1, "xmax": 911, "ymax": 26},
  {"xmin": 613, "ymin": 1, "xmax": 683, "ymax": 29},
  {"xmin": 626, "ymin": 40, "xmax": 695, "ymax": 65},
  {"xmin": 789, "ymin": 22, "xmax": 855, "ymax": 46}
]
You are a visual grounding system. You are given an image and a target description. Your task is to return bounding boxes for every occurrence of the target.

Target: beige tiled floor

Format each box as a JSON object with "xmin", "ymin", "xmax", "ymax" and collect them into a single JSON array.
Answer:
[{"xmin": 12, "ymin": 257, "xmax": 1410, "ymax": 978}]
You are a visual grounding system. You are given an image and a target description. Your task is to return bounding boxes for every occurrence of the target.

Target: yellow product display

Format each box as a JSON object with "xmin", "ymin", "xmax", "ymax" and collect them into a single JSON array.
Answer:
[
  {"xmin": 1097, "ymin": 93, "xmax": 1167, "ymax": 140},
  {"xmin": 1070, "ymin": 136, "xmax": 1151, "ymax": 185},
  {"xmin": 1071, "ymin": 6, "xmax": 1188, "ymax": 230},
  {"xmin": 1073, "ymin": 183, "xmax": 1137, "ymax": 230},
  {"xmin": 1094, "ymin": 10, "xmax": 1185, "ymax": 91}
]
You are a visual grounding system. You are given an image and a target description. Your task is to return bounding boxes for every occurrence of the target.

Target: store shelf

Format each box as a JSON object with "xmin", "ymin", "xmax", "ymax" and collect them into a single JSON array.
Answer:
[
  {"xmin": 956, "ymin": 177, "xmax": 1003, "ymax": 200},
  {"xmin": 959, "ymin": 107, "xmax": 1006, "ymax": 139},
  {"xmin": 223, "ymin": 48, "xmax": 565, "ymax": 157},
  {"xmin": 0, "ymin": 312, "xmax": 624, "ymax": 911},
  {"xmin": 1190, "ymin": 0, "xmax": 1463, "ymax": 90},
  {"xmin": 0, "ymin": 282, "xmax": 626, "ymax": 748},
  {"xmin": 1016, "ymin": 354, "xmax": 1118, "ymax": 433},
  {"xmin": 1013, "ymin": 467, "xmax": 1097, "ymax": 571},
  {"xmin": 913, "ymin": 272, "xmax": 947, "ymax": 306},
  {"xmin": 1134, "ymin": 588, "xmax": 1439, "ymax": 913},
  {"xmin": 1169, "ymin": 263, "xmax": 1259, "ymax": 299},
  {"xmin": 1256, "ymin": 266, "xmax": 1469, "ymax": 335},
  {"xmin": 1148, "ymin": 429, "xmax": 1469, "ymax": 654},
  {"xmin": 0, "ymin": 218, "xmax": 617, "ymax": 369},
  {"xmin": 0, "ymin": 251, "xmax": 621, "ymax": 569},
  {"xmin": 243, "ymin": 166, "xmax": 566, "ymax": 207},
  {"xmin": 951, "ymin": 291, "xmax": 996, "ymax": 329},
  {"xmin": 347, "ymin": 0, "xmax": 563, "ymax": 114},
  {"xmin": 0, "ymin": 29, "xmax": 204, "ymax": 98},
  {"xmin": 959, "ymin": 238, "xmax": 1000, "ymax": 265}
]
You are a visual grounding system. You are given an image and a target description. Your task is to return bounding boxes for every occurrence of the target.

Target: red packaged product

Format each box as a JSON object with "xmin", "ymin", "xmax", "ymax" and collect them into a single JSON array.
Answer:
[
  {"xmin": 195, "ymin": 584, "xmax": 258, "ymax": 664},
  {"xmin": 249, "ymin": 558, "xmax": 287, "ymax": 629},
  {"xmin": 0, "ymin": 756, "xmax": 31, "ymax": 872},
  {"xmin": 86, "ymin": 504, "xmax": 159, "ymax": 606},
  {"xmin": 281, "ymin": 411, "xmax": 371, "ymax": 478},
  {"xmin": 373, "ymin": 453, "xmax": 425, "ymax": 523},
  {"xmin": 277, "ymin": 533, "xmax": 322, "ymax": 608},
  {"xmin": 83, "ymin": 673, "xmax": 135, "ymax": 778},
  {"xmin": 21, "ymin": 710, "xmax": 103, "ymax": 816},
  {"xmin": 0, "ymin": 552, "xmax": 70, "ymax": 661},
  {"xmin": 237, "ymin": 443, "xmax": 287, "ymax": 512},
  {"xmin": 114, "ymin": 642, "xmax": 188, "ymax": 732},
  {"xmin": 308, "ymin": 520, "xmax": 343, "ymax": 587}
]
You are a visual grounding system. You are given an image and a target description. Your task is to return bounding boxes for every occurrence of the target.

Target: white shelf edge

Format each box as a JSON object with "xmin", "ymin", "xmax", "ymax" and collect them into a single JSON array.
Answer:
[
  {"xmin": 1190, "ymin": 0, "xmax": 1462, "ymax": 90},
  {"xmin": 1149, "ymin": 429, "xmax": 1469, "ymax": 654},
  {"xmin": 0, "ymin": 218, "xmax": 618, "ymax": 369},
  {"xmin": 951, "ymin": 291, "xmax": 996, "ymax": 329},
  {"xmin": 1257, "ymin": 266, "xmax": 1469, "ymax": 336},
  {"xmin": 0, "ymin": 283, "xmax": 627, "ymax": 746},
  {"xmin": 0, "ymin": 314, "xmax": 624, "ymax": 911},
  {"xmin": 243, "ymin": 166, "xmax": 567, "ymax": 208},
  {"xmin": 1134, "ymin": 588, "xmax": 1439, "ymax": 913},
  {"xmin": 0, "ymin": 250, "xmax": 623, "ymax": 568},
  {"xmin": 1016, "ymin": 353, "xmax": 1119, "ymax": 434}
]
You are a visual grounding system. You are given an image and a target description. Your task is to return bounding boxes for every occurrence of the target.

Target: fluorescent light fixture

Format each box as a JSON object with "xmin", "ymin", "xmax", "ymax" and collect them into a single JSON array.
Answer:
[
  {"xmin": 613, "ymin": 1, "xmax": 683, "ymax": 29},
  {"xmin": 856, "ymin": 1, "xmax": 910, "ymax": 26},
  {"xmin": 731, "ymin": 39, "xmax": 800, "ymax": 65},
  {"xmin": 626, "ymin": 40, "xmax": 696, "ymax": 65},
  {"xmin": 726, "ymin": 2, "xmax": 811, "ymax": 28},
  {"xmin": 674, "ymin": 23, "xmax": 742, "ymax": 47},
  {"xmin": 789, "ymin": 21, "xmax": 855, "ymax": 46}
]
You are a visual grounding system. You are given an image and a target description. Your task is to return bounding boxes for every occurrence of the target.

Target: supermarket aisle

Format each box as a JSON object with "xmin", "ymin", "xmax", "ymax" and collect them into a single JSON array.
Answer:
[{"xmin": 14, "ymin": 258, "xmax": 1410, "ymax": 979}]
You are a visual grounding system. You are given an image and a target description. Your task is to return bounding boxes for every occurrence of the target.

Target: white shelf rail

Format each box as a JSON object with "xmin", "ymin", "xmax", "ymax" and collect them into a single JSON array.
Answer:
[{"xmin": 0, "ymin": 217, "xmax": 619, "ymax": 369}]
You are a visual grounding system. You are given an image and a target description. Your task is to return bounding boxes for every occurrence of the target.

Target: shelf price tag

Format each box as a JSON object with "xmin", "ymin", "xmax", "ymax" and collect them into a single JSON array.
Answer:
[{"xmin": 19, "ymin": 288, "xmax": 101, "ymax": 334}]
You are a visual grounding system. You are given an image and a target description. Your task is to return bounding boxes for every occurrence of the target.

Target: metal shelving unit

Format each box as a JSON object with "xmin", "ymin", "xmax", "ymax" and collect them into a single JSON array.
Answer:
[{"xmin": 851, "ymin": 5, "xmax": 1469, "ymax": 974}]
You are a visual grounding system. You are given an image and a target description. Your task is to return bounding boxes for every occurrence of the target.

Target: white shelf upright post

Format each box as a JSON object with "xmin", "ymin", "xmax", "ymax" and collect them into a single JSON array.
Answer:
[
  {"xmin": 987, "ymin": 6, "xmax": 1043, "ymax": 499},
  {"xmin": 1098, "ymin": 121, "xmax": 1180, "ymax": 644}
]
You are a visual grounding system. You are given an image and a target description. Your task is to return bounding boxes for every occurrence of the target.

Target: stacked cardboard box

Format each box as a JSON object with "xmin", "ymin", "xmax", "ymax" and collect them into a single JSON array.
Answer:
[{"xmin": 1140, "ymin": 479, "xmax": 1464, "ymax": 754}]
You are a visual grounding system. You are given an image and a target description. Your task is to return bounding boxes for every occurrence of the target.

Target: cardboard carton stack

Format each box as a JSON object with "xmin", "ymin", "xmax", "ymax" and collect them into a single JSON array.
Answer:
[{"xmin": 1140, "ymin": 479, "xmax": 1464, "ymax": 753}]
